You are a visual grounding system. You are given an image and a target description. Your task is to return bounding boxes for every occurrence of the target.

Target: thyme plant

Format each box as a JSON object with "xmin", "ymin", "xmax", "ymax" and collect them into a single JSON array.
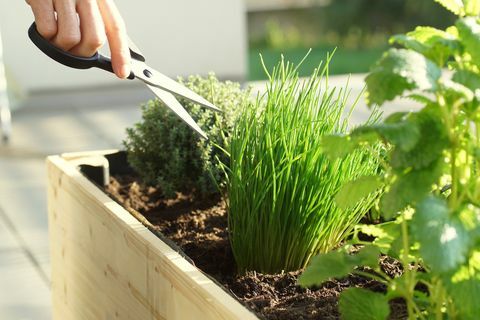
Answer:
[
  {"xmin": 300, "ymin": 1, "xmax": 480, "ymax": 319},
  {"xmin": 124, "ymin": 74, "xmax": 251, "ymax": 197},
  {"xmin": 228, "ymin": 55, "xmax": 381, "ymax": 274}
]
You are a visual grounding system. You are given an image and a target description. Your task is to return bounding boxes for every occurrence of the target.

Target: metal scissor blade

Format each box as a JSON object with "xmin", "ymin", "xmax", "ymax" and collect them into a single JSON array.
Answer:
[
  {"xmin": 127, "ymin": 36, "xmax": 146, "ymax": 62},
  {"xmin": 132, "ymin": 61, "xmax": 221, "ymax": 112},
  {"xmin": 146, "ymin": 84, "xmax": 208, "ymax": 140}
]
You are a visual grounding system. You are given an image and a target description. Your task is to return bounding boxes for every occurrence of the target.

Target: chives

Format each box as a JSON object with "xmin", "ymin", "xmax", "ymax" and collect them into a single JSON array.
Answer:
[{"xmin": 227, "ymin": 54, "xmax": 380, "ymax": 273}]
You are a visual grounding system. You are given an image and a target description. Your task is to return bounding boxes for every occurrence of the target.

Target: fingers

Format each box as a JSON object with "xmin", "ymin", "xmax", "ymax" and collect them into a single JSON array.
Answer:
[
  {"xmin": 70, "ymin": 0, "xmax": 105, "ymax": 57},
  {"xmin": 51, "ymin": 0, "xmax": 81, "ymax": 51},
  {"xmin": 97, "ymin": 0, "xmax": 131, "ymax": 78},
  {"xmin": 27, "ymin": 0, "xmax": 57, "ymax": 40},
  {"xmin": 27, "ymin": 0, "xmax": 130, "ymax": 79}
]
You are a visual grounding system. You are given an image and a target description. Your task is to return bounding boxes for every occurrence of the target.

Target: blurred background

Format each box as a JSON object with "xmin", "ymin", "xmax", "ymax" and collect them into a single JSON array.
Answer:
[
  {"xmin": 247, "ymin": 0, "xmax": 454, "ymax": 79},
  {"xmin": 0, "ymin": 0, "xmax": 453, "ymax": 319}
]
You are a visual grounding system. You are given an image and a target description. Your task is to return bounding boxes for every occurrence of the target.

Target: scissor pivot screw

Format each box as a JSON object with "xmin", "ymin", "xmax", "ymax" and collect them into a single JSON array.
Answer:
[{"xmin": 143, "ymin": 69, "xmax": 153, "ymax": 78}]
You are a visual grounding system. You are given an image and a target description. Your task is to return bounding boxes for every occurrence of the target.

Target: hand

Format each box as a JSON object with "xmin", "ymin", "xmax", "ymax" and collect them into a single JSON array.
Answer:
[{"xmin": 26, "ymin": 0, "xmax": 131, "ymax": 79}]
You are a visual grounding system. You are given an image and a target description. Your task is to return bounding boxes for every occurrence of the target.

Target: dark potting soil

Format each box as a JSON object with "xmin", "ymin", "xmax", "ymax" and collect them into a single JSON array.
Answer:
[{"xmin": 105, "ymin": 174, "xmax": 407, "ymax": 320}]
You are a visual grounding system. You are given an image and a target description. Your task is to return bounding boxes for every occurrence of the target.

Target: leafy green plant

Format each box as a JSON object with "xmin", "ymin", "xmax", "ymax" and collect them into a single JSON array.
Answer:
[
  {"xmin": 300, "ymin": 1, "xmax": 480, "ymax": 319},
  {"xmin": 227, "ymin": 54, "xmax": 381, "ymax": 274},
  {"xmin": 124, "ymin": 74, "xmax": 251, "ymax": 197}
]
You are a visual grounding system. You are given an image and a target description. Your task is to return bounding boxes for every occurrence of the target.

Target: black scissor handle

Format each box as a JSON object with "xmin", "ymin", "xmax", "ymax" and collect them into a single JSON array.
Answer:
[{"xmin": 28, "ymin": 22, "xmax": 134, "ymax": 79}]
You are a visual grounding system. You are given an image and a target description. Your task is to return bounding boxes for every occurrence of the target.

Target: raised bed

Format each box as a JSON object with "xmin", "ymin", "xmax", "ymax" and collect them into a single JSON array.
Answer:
[{"xmin": 47, "ymin": 150, "xmax": 258, "ymax": 320}]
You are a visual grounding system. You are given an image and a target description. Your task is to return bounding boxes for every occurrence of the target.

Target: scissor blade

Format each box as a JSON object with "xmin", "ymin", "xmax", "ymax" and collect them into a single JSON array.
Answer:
[
  {"xmin": 146, "ymin": 84, "xmax": 208, "ymax": 140},
  {"xmin": 127, "ymin": 36, "xmax": 146, "ymax": 62},
  {"xmin": 132, "ymin": 61, "xmax": 221, "ymax": 112}
]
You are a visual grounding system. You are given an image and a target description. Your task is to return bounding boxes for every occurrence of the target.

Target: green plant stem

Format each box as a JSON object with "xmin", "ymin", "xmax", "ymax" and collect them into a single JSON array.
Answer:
[
  {"xmin": 475, "ymin": 120, "xmax": 480, "ymax": 200},
  {"xmin": 451, "ymin": 101, "xmax": 463, "ymax": 209},
  {"xmin": 437, "ymin": 94, "xmax": 452, "ymax": 136},
  {"xmin": 451, "ymin": 140, "xmax": 458, "ymax": 207},
  {"xmin": 446, "ymin": 295, "xmax": 457, "ymax": 319},
  {"xmin": 458, "ymin": 121, "xmax": 472, "ymax": 205},
  {"xmin": 431, "ymin": 277, "xmax": 445, "ymax": 320},
  {"xmin": 400, "ymin": 215, "xmax": 417, "ymax": 320},
  {"xmin": 352, "ymin": 270, "xmax": 389, "ymax": 285},
  {"xmin": 439, "ymin": 94, "xmax": 460, "ymax": 208}
]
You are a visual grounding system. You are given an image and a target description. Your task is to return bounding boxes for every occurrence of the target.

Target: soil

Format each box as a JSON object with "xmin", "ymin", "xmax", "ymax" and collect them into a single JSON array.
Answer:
[{"xmin": 105, "ymin": 174, "xmax": 408, "ymax": 320}]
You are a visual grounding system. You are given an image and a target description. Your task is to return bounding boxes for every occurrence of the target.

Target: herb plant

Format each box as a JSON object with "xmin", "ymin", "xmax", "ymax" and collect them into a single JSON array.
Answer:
[
  {"xmin": 124, "ymin": 74, "xmax": 251, "ymax": 197},
  {"xmin": 227, "ymin": 54, "xmax": 381, "ymax": 274},
  {"xmin": 300, "ymin": 1, "xmax": 480, "ymax": 319}
]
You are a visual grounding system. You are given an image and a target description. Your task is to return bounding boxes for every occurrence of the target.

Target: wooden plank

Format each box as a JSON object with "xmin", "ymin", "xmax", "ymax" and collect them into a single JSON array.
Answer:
[
  {"xmin": 60, "ymin": 149, "xmax": 119, "ymax": 161},
  {"xmin": 47, "ymin": 153, "xmax": 258, "ymax": 320}
]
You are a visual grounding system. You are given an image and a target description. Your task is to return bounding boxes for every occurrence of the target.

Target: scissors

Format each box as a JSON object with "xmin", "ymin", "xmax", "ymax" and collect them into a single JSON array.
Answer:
[{"xmin": 28, "ymin": 22, "xmax": 221, "ymax": 139}]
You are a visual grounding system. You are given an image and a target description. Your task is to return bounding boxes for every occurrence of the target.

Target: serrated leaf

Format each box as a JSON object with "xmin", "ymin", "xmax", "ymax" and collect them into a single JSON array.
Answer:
[
  {"xmin": 353, "ymin": 117, "xmax": 420, "ymax": 152},
  {"xmin": 412, "ymin": 196, "xmax": 470, "ymax": 272},
  {"xmin": 381, "ymin": 159, "xmax": 444, "ymax": 219},
  {"xmin": 444, "ymin": 252, "xmax": 480, "ymax": 319},
  {"xmin": 447, "ymin": 25, "xmax": 460, "ymax": 37},
  {"xmin": 434, "ymin": 0, "xmax": 464, "ymax": 15},
  {"xmin": 355, "ymin": 245, "xmax": 382, "ymax": 268},
  {"xmin": 390, "ymin": 34, "xmax": 429, "ymax": 54},
  {"xmin": 321, "ymin": 135, "xmax": 357, "ymax": 160},
  {"xmin": 390, "ymin": 108, "xmax": 449, "ymax": 170},
  {"xmin": 440, "ymin": 78, "xmax": 475, "ymax": 101},
  {"xmin": 407, "ymin": 94, "xmax": 435, "ymax": 104},
  {"xmin": 464, "ymin": 0, "xmax": 480, "ymax": 16},
  {"xmin": 447, "ymin": 278, "xmax": 480, "ymax": 319},
  {"xmin": 408, "ymin": 26, "xmax": 455, "ymax": 43},
  {"xmin": 357, "ymin": 222, "xmax": 401, "ymax": 254},
  {"xmin": 299, "ymin": 251, "xmax": 352, "ymax": 286},
  {"xmin": 457, "ymin": 17, "xmax": 480, "ymax": 67},
  {"xmin": 365, "ymin": 49, "xmax": 442, "ymax": 106},
  {"xmin": 453, "ymin": 69, "xmax": 480, "ymax": 90},
  {"xmin": 339, "ymin": 288, "xmax": 390, "ymax": 320},
  {"xmin": 335, "ymin": 176, "xmax": 383, "ymax": 210},
  {"xmin": 299, "ymin": 246, "xmax": 380, "ymax": 286},
  {"xmin": 384, "ymin": 112, "xmax": 410, "ymax": 124},
  {"xmin": 321, "ymin": 133, "xmax": 378, "ymax": 160},
  {"xmin": 391, "ymin": 27, "xmax": 459, "ymax": 66}
]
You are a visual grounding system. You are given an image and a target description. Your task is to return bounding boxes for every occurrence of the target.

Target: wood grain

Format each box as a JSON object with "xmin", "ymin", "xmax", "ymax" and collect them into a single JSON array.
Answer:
[{"xmin": 47, "ymin": 152, "xmax": 258, "ymax": 320}]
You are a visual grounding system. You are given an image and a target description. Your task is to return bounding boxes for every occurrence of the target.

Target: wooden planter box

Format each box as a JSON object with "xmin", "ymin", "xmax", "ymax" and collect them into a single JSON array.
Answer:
[{"xmin": 47, "ymin": 150, "xmax": 258, "ymax": 320}]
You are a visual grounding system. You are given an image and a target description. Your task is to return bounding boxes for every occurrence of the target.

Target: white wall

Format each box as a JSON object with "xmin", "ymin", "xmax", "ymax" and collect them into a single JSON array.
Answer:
[{"xmin": 0, "ymin": 0, "xmax": 246, "ymax": 94}]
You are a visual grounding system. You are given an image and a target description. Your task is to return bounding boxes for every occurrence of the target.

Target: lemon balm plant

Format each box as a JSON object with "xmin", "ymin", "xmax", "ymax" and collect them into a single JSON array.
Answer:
[
  {"xmin": 227, "ymin": 54, "xmax": 381, "ymax": 274},
  {"xmin": 300, "ymin": 1, "xmax": 480, "ymax": 319}
]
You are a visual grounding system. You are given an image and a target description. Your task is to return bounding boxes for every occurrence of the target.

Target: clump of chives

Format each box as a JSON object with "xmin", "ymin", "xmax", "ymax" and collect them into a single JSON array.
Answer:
[{"xmin": 227, "ymin": 53, "xmax": 381, "ymax": 273}]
